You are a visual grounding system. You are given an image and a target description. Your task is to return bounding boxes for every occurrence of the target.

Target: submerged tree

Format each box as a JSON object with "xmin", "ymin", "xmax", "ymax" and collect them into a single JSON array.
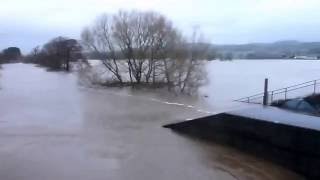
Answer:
[
  {"xmin": 81, "ymin": 15, "xmax": 123, "ymax": 84},
  {"xmin": 25, "ymin": 37, "xmax": 83, "ymax": 71},
  {"xmin": 81, "ymin": 10, "xmax": 208, "ymax": 94},
  {"xmin": 0, "ymin": 47, "xmax": 22, "ymax": 63}
]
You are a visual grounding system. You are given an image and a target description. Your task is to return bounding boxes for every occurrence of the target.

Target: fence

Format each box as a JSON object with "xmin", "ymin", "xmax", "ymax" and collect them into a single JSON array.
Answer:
[{"xmin": 235, "ymin": 79, "xmax": 320, "ymax": 105}]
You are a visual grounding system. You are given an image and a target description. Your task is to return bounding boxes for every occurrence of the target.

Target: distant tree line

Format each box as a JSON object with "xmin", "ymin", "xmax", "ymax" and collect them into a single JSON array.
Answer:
[
  {"xmin": 212, "ymin": 41, "xmax": 320, "ymax": 60},
  {"xmin": 0, "ymin": 47, "xmax": 22, "ymax": 64},
  {"xmin": 81, "ymin": 10, "xmax": 208, "ymax": 93},
  {"xmin": 24, "ymin": 37, "xmax": 83, "ymax": 71}
]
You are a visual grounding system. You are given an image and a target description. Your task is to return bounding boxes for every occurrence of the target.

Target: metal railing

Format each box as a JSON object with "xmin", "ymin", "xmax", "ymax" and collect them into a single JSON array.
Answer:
[{"xmin": 235, "ymin": 79, "xmax": 320, "ymax": 105}]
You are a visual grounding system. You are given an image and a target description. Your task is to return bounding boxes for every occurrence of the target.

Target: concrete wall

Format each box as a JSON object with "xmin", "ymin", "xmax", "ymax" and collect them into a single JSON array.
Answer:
[{"xmin": 165, "ymin": 113, "xmax": 320, "ymax": 179}]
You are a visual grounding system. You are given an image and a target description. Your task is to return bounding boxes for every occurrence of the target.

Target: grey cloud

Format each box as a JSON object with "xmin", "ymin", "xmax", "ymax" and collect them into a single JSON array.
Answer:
[{"xmin": 1, "ymin": 0, "xmax": 320, "ymax": 52}]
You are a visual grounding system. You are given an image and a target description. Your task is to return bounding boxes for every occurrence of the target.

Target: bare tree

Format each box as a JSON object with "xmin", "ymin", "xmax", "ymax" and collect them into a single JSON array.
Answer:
[
  {"xmin": 81, "ymin": 15, "xmax": 123, "ymax": 84},
  {"xmin": 112, "ymin": 11, "xmax": 138, "ymax": 83},
  {"xmin": 81, "ymin": 10, "xmax": 208, "ymax": 95},
  {"xmin": 180, "ymin": 28, "xmax": 208, "ymax": 93},
  {"xmin": 25, "ymin": 37, "xmax": 82, "ymax": 71},
  {"xmin": 62, "ymin": 39, "xmax": 82, "ymax": 71}
]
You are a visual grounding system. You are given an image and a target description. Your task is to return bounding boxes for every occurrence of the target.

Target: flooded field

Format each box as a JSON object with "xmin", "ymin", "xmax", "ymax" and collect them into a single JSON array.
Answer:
[{"xmin": 0, "ymin": 63, "xmax": 305, "ymax": 180}]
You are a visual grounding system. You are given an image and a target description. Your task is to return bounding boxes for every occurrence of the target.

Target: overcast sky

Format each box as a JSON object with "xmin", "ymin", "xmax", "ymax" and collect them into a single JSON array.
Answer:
[{"xmin": 1, "ymin": 0, "xmax": 320, "ymax": 53}]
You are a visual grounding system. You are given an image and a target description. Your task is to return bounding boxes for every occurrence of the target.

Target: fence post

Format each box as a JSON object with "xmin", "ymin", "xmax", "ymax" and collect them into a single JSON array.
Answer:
[
  {"xmin": 314, "ymin": 80, "xmax": 317, "ymax": 94},
  {"xmin": 285, "ymin": 88, "xmax": 288, "ymax": 100},
  {"xmin": 263, "ymin": 78, "xmax": 269, "ymax": 106}
]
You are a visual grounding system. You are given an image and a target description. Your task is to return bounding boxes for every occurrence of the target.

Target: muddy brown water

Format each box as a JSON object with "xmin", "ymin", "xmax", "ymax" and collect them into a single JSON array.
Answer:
[{"xmin": 0, "ymin": 63, "xmax": 303, "ymax": 180}]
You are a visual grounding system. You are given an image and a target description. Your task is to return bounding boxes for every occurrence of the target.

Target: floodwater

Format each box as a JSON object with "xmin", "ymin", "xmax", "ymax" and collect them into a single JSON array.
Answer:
[
  {"xmin": 0, "ymin": 63, "xmax": 303, "ymax": 180},
  {"xmin": 202, "ymin": 60, "xmax": 320, "ymax": 112}
]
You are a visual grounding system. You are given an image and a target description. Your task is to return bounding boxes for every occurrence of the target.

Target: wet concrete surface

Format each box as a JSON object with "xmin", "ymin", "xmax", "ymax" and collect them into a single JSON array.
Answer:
[
  {"xmin": 165, "ymin": 107, "xmax": 320, "ymax": 179},
  {"xmin": 0, "ymin": 63, "xmax": 303, "ymax": 180}
]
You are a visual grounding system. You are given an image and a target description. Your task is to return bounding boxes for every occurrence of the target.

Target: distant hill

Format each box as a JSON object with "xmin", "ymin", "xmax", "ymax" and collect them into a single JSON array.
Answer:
[{"xmin": 209, "ymin": 40, "xmax": 320, "ymax": 60}]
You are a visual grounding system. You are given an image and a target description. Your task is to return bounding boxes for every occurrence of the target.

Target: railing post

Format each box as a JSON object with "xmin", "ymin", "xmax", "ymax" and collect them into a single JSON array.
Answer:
[
  {"xmin": 314, "ymin": 80, "xmax": 317, "ymax": 94},
  {"xmin": 263, "ymin": 78, "xmax": 269, "ymax": 106},
  {"xmin": 285, "ymin": 88, "xmax": 288, "ymax": 100}
]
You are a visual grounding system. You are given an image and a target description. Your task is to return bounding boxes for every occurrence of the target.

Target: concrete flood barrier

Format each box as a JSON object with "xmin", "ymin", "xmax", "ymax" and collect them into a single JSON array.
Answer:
[{"xmin": 164, "ymin": 106, "xmax": 320, "ymax": 179}]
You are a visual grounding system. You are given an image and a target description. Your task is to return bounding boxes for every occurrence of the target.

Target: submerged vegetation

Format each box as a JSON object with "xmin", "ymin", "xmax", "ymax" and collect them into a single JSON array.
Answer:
[
  {"xmin": 81, "ymin": 10, "xmax": 209, "ymax": 94},
  {"xmin": 24, "ymin": 37, "xmax": 83, "ymax": 71},
  {"xmin": 21, "ymin": 10, "xmax": 209, "ymax": 94}
]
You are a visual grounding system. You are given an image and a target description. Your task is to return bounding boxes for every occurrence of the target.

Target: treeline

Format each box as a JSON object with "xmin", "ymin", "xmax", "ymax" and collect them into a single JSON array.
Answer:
[
  {"xmin": 24, "ymin": 37, "xmax": 83, "ymax": 71},
  {"xmin": 0, "ymin": 47, "xmax": 22, "ymax": 64},
  {"xmin": 212, "ymin": 40, "xmax": 320, "ymax": 60},
  {"xmin": 81, "ymin": 10, "xmax": 208, "ymax": 93}
]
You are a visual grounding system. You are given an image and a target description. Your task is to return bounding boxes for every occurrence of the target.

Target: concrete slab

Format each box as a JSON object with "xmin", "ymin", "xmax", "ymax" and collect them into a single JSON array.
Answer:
[
  {"xmin": 165, "ymin": 106, "xmax": 320, "ymax": 179},
  {"xmin": 230, "ymin": 106, "xmax": 320, "ymax": 131}
]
